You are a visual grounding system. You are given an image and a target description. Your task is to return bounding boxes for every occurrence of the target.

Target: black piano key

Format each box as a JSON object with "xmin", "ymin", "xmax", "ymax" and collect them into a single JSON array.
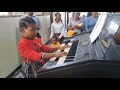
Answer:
[
  {"xmin": 66, "ymin": 56, "xmax": 75, "ymax": 59},
  {"xmin": 64, "ymin": 60, "xmax": 74, "ymax": 63},
  {"xmin": 65, "ymin": 40, "xmax": 71, "ymax": 45},
  {"xmin": 43, "ymin": 41, "xmax": 79, "ymax": 68},
  {"xmin": 67, "ymin": 40, "xmax": 78, "ymax": 56},
  {"xmin": 55, "ymin": 58, "xmax": 60, "ymax": 61},
  {"xmin": 65, "ymin": 40, "xmax": 79, "ymax": 62}
]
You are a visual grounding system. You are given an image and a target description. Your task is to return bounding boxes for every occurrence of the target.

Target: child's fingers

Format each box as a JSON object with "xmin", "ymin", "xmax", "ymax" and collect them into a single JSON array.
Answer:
[
  {"xmin": 64, "ymin": 45, "xmax": 70, "ymax": 48},
  {"xmin": 66, "ymin": 45, "xmax": 70, "ymax": 47},
  {"xmin": 63, "ymin": 52, "xmax": 68, "ymax": 55},
  {"xmin": 61, "ymin": 52, "xmax": 68, "ymax": 56}
]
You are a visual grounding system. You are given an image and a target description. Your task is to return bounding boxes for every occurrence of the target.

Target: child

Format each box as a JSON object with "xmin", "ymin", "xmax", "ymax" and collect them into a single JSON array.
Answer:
[
  {"xmin": 51, "ymin": 36, "xmax": 61, "ymax": 48},
  {"xmin": 18, "ymin": 17, "xmax": 70, "ymax": 78}
]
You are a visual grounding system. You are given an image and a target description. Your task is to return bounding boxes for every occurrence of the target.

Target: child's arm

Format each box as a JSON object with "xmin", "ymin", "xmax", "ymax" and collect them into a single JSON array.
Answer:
[
  {"xmin": 43, "ymin": 51, "xmax": 67, "ymax": 60},
  {"xmin": 18, "ymin": 43, "xmax": 68, "ymax": 62},
  {"xmin": 18, "ymin": 44, "xmax": 44, "ymax": 62},
  {"xmin": 37, "ymin": 37, "xmax": 70, "ymax": 52},
  {"xmin": 50, "ymin": 45, "xmax": 70, "ymax": 53}
]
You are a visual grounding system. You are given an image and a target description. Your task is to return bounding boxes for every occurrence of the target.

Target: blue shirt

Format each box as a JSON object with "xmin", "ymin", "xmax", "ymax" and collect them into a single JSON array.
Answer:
[{"xmin": 85, "ymin": 16, "xmax": 98, "ymax": 32}]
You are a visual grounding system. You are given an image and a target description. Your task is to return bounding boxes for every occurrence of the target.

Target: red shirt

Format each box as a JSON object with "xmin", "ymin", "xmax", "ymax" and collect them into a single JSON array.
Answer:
[{"xmin": 18, "ymin": 36, "xmax": 50, "ymax": 62}]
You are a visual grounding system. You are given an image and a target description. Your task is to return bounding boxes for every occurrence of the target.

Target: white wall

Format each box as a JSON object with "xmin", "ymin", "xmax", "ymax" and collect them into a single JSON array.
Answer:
[
  {"xmin": 38, "ymin": 16, "xmax": 51, "ymax": 44},
  {"xmin": 0, "ymin": 15, "xmax": 50, "ymax": 78},
  {"xmin": 0, "ymin": 17, "xmax": 20, "ymax": 78}
]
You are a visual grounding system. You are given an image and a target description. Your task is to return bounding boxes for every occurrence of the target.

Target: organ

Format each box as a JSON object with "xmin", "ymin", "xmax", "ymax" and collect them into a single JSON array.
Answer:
[{"xmin": 37, "ymin": 13, "xmax": 120, "ymax": 78}]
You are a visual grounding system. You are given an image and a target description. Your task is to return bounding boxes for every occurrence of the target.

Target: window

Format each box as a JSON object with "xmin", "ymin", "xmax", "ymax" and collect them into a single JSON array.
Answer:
[{"xmin": 0, "ymin": 12, "xmax": 8, "ymax": 16}]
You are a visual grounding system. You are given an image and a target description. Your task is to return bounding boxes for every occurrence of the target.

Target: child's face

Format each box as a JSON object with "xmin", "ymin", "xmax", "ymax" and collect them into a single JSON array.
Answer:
[
  {"xmin": 51, "ymin": 38, "xmax": 57, "ymax": 44},
  {"xmin": 22, "ymin": 24, "xmax": 37, "ymax": 40}
]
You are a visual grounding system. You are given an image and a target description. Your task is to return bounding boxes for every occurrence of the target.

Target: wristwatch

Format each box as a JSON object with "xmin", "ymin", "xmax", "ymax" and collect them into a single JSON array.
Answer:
[{"xmin": 41, "ymin": 53, "xmax": 45, "ymax": 60}]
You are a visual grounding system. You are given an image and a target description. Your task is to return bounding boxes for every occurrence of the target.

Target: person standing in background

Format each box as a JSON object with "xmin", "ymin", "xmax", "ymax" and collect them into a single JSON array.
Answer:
[
  {"xmin": 50, "ymin": 12, "xmax": 66, "ymax": 43},
  {"xmin": 87, "ymin": 12, "xmax": 92, "ymax": 17},
  {"xmin": 85, "ymin": 12, "xmax": 99, "ymax": 33},
  {"xmin": 82, "ymin": 15, "xmax": 86, "ymax": 21},
  {"xmin": 67, "ymin": 12, "xmax": 84, "ymax": 34}
]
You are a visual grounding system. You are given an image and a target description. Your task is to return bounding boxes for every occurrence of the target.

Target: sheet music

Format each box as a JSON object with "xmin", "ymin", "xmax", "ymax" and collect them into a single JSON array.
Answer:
[{"xmin": 90, "ymin": 14, "xmax": 107, "ymax": 43}]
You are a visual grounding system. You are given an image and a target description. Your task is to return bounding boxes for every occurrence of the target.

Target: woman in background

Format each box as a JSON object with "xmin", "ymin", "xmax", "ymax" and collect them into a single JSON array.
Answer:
[
  {"xmin": 50, "ymin": 12, "xmax": 66, "ymax": 43},
  {"xmin": 85, "ymin": 12, "xmax": 99, "ymax": 33},
  {"xmin": 67, "ymin": 12, "xmax": 84, "ymax": 35}
]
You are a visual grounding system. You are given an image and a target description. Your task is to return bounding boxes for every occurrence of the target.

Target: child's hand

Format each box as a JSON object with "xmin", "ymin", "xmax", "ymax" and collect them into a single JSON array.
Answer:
[
  {"xmin": 59, "ymin": 45, "xmax": 70, "ymax": 50},
  {"xmin": 54, "ymin": 51, "xmax": 68, "ymax": 57}
]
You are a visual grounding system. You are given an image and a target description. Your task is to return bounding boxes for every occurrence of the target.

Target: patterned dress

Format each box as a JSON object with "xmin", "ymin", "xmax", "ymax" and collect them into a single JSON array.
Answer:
[{"xmin": 18, "ymin": 36, "xmax": 50, "ymax": 78}]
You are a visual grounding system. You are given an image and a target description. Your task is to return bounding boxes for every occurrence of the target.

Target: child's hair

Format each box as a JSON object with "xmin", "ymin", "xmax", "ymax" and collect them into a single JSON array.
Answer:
[
  {"xmin": 19, "ymin": 16, "xmax": 36, "ymax": 31},
  {"xmin": 52, "ymin": 35, "xmax": 57, "ymax": 40}
]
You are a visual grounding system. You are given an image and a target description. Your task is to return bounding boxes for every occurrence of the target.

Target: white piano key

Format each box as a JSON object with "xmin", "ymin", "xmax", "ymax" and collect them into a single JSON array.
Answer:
[
  {"xmin": 49, "ymin": 43, "xmax": 65, "ymax": 61},
  {"xmin": 56, "ymin": 43, "xmax": 73, "ymax": 64}
]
